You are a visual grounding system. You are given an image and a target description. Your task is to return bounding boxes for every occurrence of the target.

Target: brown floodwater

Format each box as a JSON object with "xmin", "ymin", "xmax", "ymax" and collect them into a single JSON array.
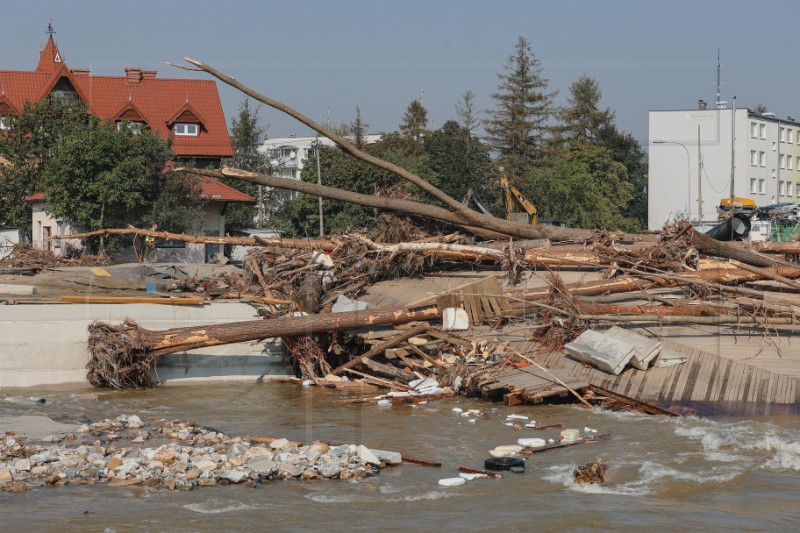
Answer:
[{"xmin": 2, "ymin": 383, "xmax": 800, "ymax": 531}]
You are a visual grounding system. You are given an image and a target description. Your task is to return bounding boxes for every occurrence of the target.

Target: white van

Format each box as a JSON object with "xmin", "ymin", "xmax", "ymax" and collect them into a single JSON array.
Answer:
[{"xmin": 229, "ymin": 228, "xmax": 281, "ymax": 263}]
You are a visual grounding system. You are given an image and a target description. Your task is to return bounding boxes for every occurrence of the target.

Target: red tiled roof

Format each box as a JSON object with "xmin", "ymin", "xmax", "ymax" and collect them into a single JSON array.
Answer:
[
  {"xmin": 25, "ymin": 178, "xmax": 253, "ymax": 204},
  {"xmin": 0, "ymin": 37, "xmax": 233, "ymax": 159},
  {"xmin": 197, "ymin": 176, "xmax": 254, "ymax": 203}
]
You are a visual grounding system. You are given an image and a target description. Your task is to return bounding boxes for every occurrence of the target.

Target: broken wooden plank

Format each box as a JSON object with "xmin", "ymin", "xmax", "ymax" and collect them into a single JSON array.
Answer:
[
  {"xmin": 60, "ymin": 295, "xmax": 205, "ymax": 305},
  {"xmin": 331, "ymin": 322, "xmax": 430, "ymax": 376}
]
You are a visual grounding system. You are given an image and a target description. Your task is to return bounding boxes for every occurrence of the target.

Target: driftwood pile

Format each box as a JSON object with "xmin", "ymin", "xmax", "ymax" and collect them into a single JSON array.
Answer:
[
  {"xmin": 74, "ymin": 55, "xmax": 800, "ymax": 398},
  {"xmin": 80, "ymin": 216, "xmax": 800, "ymax": 400}
]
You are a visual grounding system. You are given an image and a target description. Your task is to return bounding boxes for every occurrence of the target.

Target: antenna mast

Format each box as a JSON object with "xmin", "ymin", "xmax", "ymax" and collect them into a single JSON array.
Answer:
[{"xmin": 716, "ymin": 48, "xmax": 721, "ymax": 108}]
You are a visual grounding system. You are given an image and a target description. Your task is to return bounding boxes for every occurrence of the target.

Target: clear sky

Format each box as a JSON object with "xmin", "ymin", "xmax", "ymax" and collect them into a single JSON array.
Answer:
[{"xmin": 2, "ymin": 0, "xmax": 799, "ymax": 145}]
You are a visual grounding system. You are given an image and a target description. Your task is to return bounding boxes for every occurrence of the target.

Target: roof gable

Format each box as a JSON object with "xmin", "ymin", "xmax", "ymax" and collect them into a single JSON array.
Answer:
[
  {"xmin": 0, "ymin": 37, "xmax": 233, "ymax": 159},
  {"xmin": 112, "ymin": 101, "xmax": 147, "ymax": 124},
  {"xmin": 166, "ymin": 103, "xmax": 206, "ymax": 128}
]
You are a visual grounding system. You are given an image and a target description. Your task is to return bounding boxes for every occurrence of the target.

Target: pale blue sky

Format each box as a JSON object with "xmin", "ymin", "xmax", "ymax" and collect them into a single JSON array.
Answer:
[{"xmin": 2, "ymin": 1, "xmax": 798, "ymax": 144}]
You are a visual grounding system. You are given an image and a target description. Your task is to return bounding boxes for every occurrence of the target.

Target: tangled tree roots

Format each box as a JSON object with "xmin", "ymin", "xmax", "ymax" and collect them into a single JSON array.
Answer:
[
  {"xmin": 573, "ymin": 459, "xmax": 608, "ymax": 485},
  {"xmin": 530, "ymin": 272, "xmax": 588, "ymax": 353},
  {"xmin": 3, "ymin": 243, "xmax": 111, "ymax": 268},
  {"xmin": 86, "ymin": 319, "xmax": 157, "ymax": 389},
  {"xmin": 284, "ymin": 335, "xmax": 331, "ymax": 381}
]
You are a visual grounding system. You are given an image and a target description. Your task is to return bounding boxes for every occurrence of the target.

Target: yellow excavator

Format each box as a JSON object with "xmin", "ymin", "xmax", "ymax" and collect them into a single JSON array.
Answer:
[{"xmin": 501, "ymin": 176, "xmax": 538, "ymax": 225}]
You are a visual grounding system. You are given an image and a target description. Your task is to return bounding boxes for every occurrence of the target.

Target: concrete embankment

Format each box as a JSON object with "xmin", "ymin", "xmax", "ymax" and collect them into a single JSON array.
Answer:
[{"xmin": 0, "ymin": 302, "xmax": 290, "ymax": 389}]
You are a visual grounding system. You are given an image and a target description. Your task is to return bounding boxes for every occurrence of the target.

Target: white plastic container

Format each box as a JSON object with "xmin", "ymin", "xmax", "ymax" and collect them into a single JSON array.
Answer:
[
  {"xmin": 439, "ymin": 477, "xmax": 466, "ymax": 487},
  {"xmin": 560, "ymin": 428, "xmax": 581, "ymax": 442},
  {"xmin": 517, "ymin": 437, "xmax": 546, "ymax": 448}
]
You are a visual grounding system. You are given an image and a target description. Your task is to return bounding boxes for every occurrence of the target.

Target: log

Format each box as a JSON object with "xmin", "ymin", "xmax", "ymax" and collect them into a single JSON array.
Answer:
[
  {"xmin": 173, "ymin": 57, "xmax": 657, "ymax": 244},
  {"xmin": 330, "ymin": 322, "xmax": 430, "ymax": 376},
  {"xmin": 686, "ymin": 223, "xmax": 787, "ymax": 268},
  {"xmin": 60, "ymin": 295, "xmax": 205, "ymax": 305},
  {"xmin": 359, "ymin": 357, "xmax": 415, "ymax": 383},
  {"xmin": 147, "ymin": 309, "xmax": 436, "ymax": 357},
  {"xmin": 54, "ymin": 227, "xmax": 338, "ymax": 252}
]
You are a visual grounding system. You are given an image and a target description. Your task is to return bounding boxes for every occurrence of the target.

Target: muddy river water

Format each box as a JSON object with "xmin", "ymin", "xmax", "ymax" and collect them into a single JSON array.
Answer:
[{"xmin": 2, "ymin": 383, "xmax": 799, "ymax": 531}]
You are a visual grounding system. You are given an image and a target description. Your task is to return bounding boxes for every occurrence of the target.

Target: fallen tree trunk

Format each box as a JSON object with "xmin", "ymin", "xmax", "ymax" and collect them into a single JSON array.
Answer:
[
  {"xmin": 172, "ymin": 57, "xmax": 656, "ymax": 244},
  {"xmin": 509, "ymin": 266, "xmax": 800, "ymax": 304},
  {"xmin": 53, "ymin": 227, "xmax": 338, "ymax": 252},
  {"xmin": 87, "ymin": 306, "xmax": 439, "ymax": 389}
]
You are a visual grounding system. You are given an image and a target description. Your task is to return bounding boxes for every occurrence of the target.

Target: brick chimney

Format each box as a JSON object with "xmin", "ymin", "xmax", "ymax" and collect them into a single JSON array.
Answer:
[
  {"xmin": 141, "ymin": 70, "xmax": 157, "ymax": 79},
  {"xmin": 125, "ymin": 67, "xmax": 143, "ymax": 83},
  {"xmin": 70, "ymin": 68, "xmax": 91, "ymax": 76}
]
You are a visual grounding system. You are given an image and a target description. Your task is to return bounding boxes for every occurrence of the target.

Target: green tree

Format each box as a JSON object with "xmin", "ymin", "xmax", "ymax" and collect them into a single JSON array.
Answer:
[
  {"xmin": 42, "ymin": 117, "xmax": 202, "ymax": 252},
  {"xmin": 528, "ymin": 143, "xmax": 635, "ymax": 230},
  {"xmin": 558, "ymin": 74, "xmax": 615, "ymax": 144},
  {"xmin": 423, "ymin": 120, "xmax": 494, "ymax": 204},
  {"xmin": 484, "ymin": 36, "xmax": 557, "ymax": 184},
  {"xmin": 224, "ymin": 99, "xmax": 269, "ymax": 230},
  {"xmin": 455, "ymin": 90, "xmax": 479, "ymax": 135},
  {"xmin": 349, "ymin": 106, "xmax": 369, "ymax": 149},
  {"xmin": 399, "ymin": 99, "xmax": 429, "ymax": 141},
  {"xmin": 597, "ymin": 125, "xmax": 648, "ymax": 228},
  {"xmin": 0, "ymin": 98, "xmax": 89, "ymax": 228}
]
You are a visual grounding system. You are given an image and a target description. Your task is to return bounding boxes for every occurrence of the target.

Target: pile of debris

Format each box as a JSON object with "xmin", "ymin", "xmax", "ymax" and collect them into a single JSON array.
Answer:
[
  {"xmin": 1, "ymin": 243, "xmax": 110, "ymax": 269},
  {"xmin": 0, "ymin": 415, "xmax": 401, "ymax": 492}
]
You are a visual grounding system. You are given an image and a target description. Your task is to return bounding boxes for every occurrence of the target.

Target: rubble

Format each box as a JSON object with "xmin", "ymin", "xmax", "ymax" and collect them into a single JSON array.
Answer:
[{"xmin": 0, "ymin": 415, "xmax": 400, "ymax": 492}]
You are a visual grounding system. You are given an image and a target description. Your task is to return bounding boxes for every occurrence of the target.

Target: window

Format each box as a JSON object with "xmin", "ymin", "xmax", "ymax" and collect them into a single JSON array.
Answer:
[
  {"xmin": 751, "ymin": 122, "xmax": 758, "ymax": 138},
  {"xmin": 759, "ymin": 179, "xmax": 766, "ymax": 193},
  {"xmin": 759, "ymin": 151, "xmax": 766, "ymax": 167},
  {"xmin": 788, "ymin": 155, "xmax": 793, "ymax": 171},
  {"xmin": 751, "ymin": 150, "xmax": 758, "ymax": 166},
  {"xmin": 780, "ymin": 127, "xmax": 785, "ymax": 142},
  {"xmin": 750, "ymin": 178, "xmax": 757, "ymax": 193},
  {"xmin": 174, "ymin": 123, "xmax": 198, "ymax": 136},
  {"xmin": 760, "ymin": 124, "xmax": 767, "ymax": 139},
  {"xmin": 117, "ymin": 121, "xmax": 144, "ymax": 134},
  {"xmin": 779, "ymin": 181, "xmax": 785, "ymax": 195},
  {"xmin": 0, "ymin": 116, "xmax": 7, "ymax": 130},
  {"xmin": 780, "ymin": 154, "xmax": 785, "ymax": 169},
  {"xmin": 789, "ymin": 129, "xmax": 794, "ymax": 143}
]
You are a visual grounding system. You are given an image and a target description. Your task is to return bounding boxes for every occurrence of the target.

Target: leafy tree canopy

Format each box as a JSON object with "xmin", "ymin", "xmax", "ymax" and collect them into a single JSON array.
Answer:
[
  {"xmin": 423, "ymin": 120, "xmax": 495, "ymax": 206},
  {"xmin": 224, "ymin": 99, "xmax": 269, "ymax": 231},
  {"xmin": 0, "ymin": 98, "xmax": 89, "ymax": 228},
  {"xmin": 41, "ymin": 116, "xmax": 204, "ymax": 251},
  {"xmin": 526, "ymin": 142, "xmax": 636, "ymax": 230}
]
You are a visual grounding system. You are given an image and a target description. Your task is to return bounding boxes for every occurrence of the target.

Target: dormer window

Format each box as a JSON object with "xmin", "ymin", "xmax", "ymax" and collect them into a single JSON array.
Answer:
[
  {"xmin": 174, "ymin": 123, "xmax": 199, "ymax": 136},
  {"xmin": 117, "ymin": 120, "xmax": 144, "ymax": 134}
]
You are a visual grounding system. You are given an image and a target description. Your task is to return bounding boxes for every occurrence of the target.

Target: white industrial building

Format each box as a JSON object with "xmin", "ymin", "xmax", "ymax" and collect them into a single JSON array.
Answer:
[{"xmin": 648, "ymin": 103, "xmax": 800, "ymax": 230}]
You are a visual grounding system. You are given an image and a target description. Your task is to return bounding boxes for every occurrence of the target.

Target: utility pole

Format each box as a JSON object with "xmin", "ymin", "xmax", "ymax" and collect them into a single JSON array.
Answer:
[
  {"xmin": 697, "ymin": 124, "xmax": 703, "ymax": 221},
  {"xmin": 729, "ymin": 97, "xmax": 737, "ymax": 240},
  {"xmin": 316, "ymin": 136, "xmax": 324, "ymax": 237}
]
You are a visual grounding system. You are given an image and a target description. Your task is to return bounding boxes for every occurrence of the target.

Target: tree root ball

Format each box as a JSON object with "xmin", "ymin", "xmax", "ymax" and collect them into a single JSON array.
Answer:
[{"xmin": 573, "ymin": 458, "xmax": 607, "ymax": 485}]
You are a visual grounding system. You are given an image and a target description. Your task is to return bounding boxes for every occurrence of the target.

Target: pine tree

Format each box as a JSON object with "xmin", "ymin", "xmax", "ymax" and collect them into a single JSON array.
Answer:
[
  {"xmin": 225, "ymin": 99, "xmax": 269, "ymax": 230},
  {"xmin": 399, "ymin": 99, "xmax": 429, "ymax": 141},
  {"xmin": 455, "ymin": 90, "xmax": 479, "ymax": 135},
  {"xmin": 559, "ymin": 74, "xmax": 615, "ymax": 144},
  {"xmin": 350, "ymin": 106, "xmax": 369, "ymax": 149},
  {"xmin": 484, "ymin": 36, "xmax": 557, "ymax": 184}
]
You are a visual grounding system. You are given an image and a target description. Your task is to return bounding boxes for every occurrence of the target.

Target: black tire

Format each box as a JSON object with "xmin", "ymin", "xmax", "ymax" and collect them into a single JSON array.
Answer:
[{"xmin": 484, "ymin": 457, "xmax": 525, "ymax": 471}]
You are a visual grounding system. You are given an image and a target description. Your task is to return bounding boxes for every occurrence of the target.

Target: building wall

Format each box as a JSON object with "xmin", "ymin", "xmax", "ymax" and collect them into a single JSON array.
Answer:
[
  {"xmin": 29, "ymin": 201, "xmax": 227, "ymax": 262},
  {"xmin": 648, "ymin": 108, "xmax": 800, "ymax": 229}
]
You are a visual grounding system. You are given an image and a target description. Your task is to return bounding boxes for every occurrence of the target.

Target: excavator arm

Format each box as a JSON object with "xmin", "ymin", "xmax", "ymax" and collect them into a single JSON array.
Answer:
[{"xmin": 501, "ymin": 176, "xmax": 538, "ymax": 225}]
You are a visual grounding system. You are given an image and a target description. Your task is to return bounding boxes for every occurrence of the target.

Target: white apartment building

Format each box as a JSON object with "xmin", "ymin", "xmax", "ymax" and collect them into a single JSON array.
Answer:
[
  {"xmin": 648, "ymin": 104, "xmax": 800, "ymax": 229},
  {"xmin": 259, "ymin": 134, "xmax": 382, "ymax": 180}
]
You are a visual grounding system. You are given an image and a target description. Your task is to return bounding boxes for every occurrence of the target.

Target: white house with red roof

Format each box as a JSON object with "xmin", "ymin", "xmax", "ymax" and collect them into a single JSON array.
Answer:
[{"xmin": 1, "ymin": 32, "xmax": 255, "ymax": 261}]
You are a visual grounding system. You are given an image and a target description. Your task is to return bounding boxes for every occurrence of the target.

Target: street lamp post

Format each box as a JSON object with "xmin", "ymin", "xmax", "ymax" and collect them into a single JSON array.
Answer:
[{"xmin": 653, "ymin": 139, "xmax": 692, "ymax": 222}]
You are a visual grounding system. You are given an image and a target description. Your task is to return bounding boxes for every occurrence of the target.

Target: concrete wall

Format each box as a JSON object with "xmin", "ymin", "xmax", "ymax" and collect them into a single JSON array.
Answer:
[{"xmin": 0, "ymin": 302, "xmax": 291, "ymax": 389}]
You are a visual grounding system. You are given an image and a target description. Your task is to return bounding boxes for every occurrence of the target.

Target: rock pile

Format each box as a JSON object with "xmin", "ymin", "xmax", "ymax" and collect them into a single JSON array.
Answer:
[{"xmin": 0, "ymin": 415, "xmax": 401, "ymax": 492}]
